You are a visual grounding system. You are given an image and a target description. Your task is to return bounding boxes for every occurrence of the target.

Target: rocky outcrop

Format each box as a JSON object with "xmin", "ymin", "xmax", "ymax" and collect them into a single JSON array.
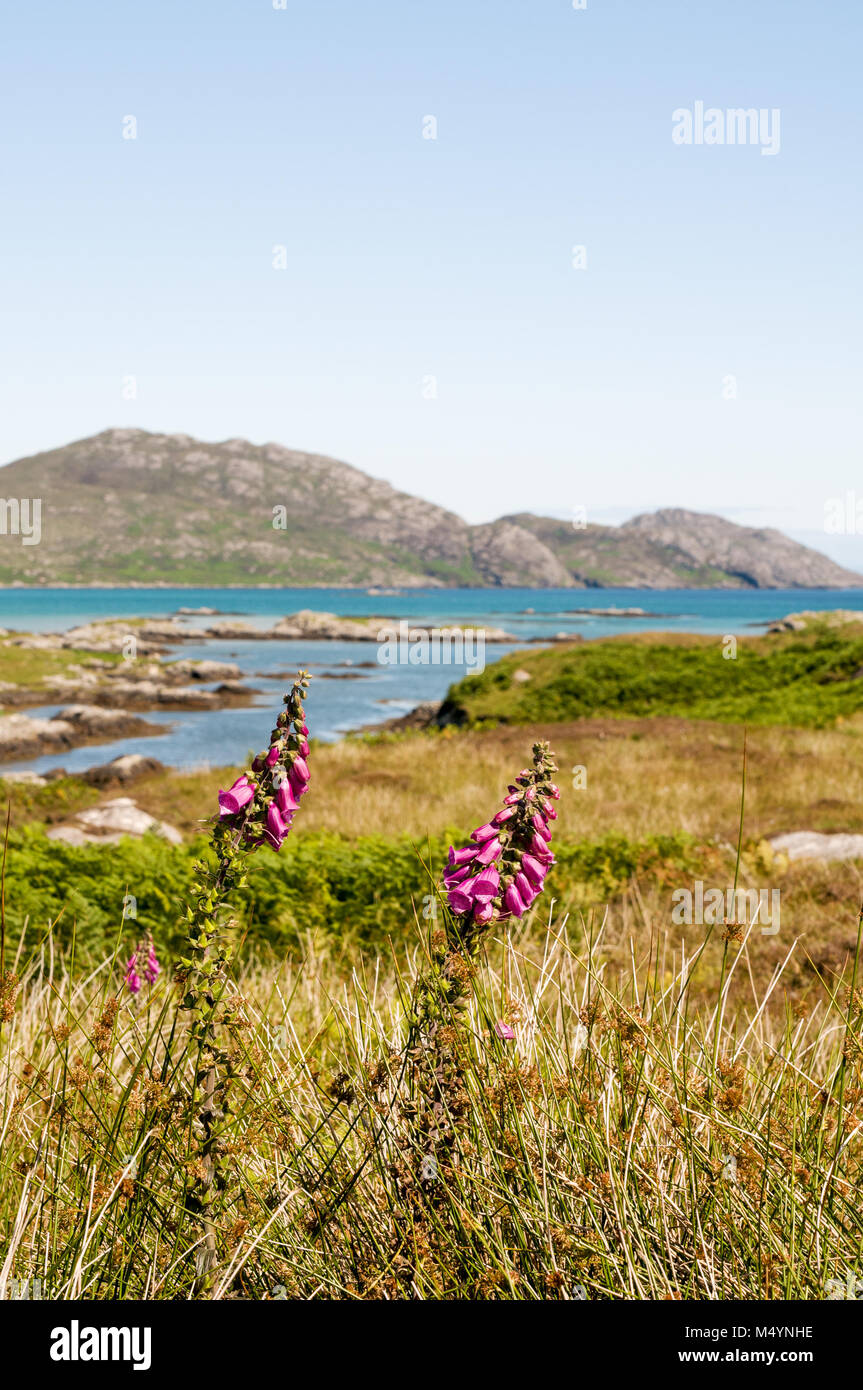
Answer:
[
  {"xmin": 767, "ymin": 609, "xmax": 863, "ymax": 633},
  {"xmin": 46, "ymin": 797, "xmax": 183, "ymax": 846},
  {"xmin": 10, "ymin": 618, "xmax": 204, "ymax": 655},
  {"xmin": 201, "ymin": 610, "xmax": 517, "ymax": 641},
  {"xmin": 0, "ymin": 638, "xmax": 255, "ymax": 712},
  {"xmin": 618, "ymin": 510, "xmax": 863, "ymax": 589},
  {"xmin": 359, "ymin": 701, "xmax": 444, "ymax": 734},
  {"xmin": 769, "ymin": 831, "xmax": 863, "ymax": 862},
  {"xmin": 468, "ymin": 520, "xmax": 573, "ymax": 588},
  {"xmin": 0, "ymin": 706, "xmax": 165, "ymax": 762},
  {"xmin": 508, "ymin": 510, "xmax": 863, "ymax": 590},
  {"xmin": 82, "ymin": 754, "xmax": 166, "ymax": 787}
]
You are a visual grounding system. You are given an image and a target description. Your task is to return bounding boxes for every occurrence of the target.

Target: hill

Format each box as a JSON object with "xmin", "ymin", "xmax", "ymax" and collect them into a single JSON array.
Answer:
[{"xmin": 0, "ymin": 429, "xmax": 859, "ymax": 589}]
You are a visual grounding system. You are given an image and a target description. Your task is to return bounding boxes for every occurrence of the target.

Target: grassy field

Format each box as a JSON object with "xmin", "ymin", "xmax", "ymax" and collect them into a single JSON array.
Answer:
[
  {"xmin": 2, "ymin": 712, "xmax": 862, "ymax": 994},
  {"xmin": 0, "ymin": 644, "xmax": 122, "ymax": 694},
  {"xmin": 1, "ymin": 909, "xmax": 860, "ymax": 1300},
  {"xmin": 1, "ymin": 628, "xmax": 862, "ymax": 1300},
  {"xmin": 440, "ymin": 621, "xmax": 863, "ymax": 729}
]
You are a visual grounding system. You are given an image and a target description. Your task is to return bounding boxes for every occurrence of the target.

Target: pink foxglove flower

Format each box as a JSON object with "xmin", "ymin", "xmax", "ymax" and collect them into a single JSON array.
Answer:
[
  {"xmin": 144, "ymin": 939, "xmax": 160, "ymax": 985},
  {"xmin": 217, "ymin": 775, "xmax": 255, "ymax": 818},
  {"xmin": 503, "ymin": 882, "xmax": 526, "ymax": 918},
  {"xmin": 214, "ymin": 672, "xmax": 311, "ymax": 854},
  {"xmin": 442, "ymin": 741, "xmax": 559, "ymax": 936},
  {"xmin": 124, "ymin": 933, "xmax": 161, "ymax": 994},
  {"xmin": 447, "ymin": 886, "xmax": 474, "ymax": 914},
  {"xmin": 449, "ymin": 845, "xmax": 479, "ymax": 868},
  {"xmin": 468, "ymin": 866, "xmax": 500, "ymax": 903},
  {"xmin": 475, "ymin": 837, "xmax": 503, "ymax": 866}
]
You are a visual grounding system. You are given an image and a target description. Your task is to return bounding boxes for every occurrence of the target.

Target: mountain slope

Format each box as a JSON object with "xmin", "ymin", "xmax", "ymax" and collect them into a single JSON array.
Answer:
[
  {"xmin": 0, "ymin": 430, "xmax": 859, "ymax": 589},
  {"xmin": 508, "ymin": 510, "xmax": 863, "ymax": 590},
  {"xmin": 0, "ymin": 430, "xmax": 490, "ymax": 588}
]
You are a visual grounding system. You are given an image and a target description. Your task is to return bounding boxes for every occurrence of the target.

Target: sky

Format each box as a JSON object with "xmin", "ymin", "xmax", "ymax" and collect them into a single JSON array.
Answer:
[{"xmin": 1, "ymin": 1, "xmax": 861, "ymax": 561}]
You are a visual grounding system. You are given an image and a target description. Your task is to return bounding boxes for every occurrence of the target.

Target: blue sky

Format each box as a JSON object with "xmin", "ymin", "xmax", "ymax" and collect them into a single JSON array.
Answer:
[{"xmin": 1, "ymin": 1, "xmax": 860, "ymax": 558}]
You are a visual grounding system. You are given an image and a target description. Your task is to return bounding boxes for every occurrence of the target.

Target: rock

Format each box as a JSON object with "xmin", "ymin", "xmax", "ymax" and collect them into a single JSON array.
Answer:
[
  {"xmin": 206, "ymin": 610, "xmax": 518, "ymax": 643},
  {"xmin": 9, "ymin": 619, "xmax": 206, "ymax": 657},
  {"xmin": 512, "ymin": 669, "xmax": 532, "ymax": 683},
  {"xmin": 46, "ymin": 825, "xmax": 116, "ymax": 846},
  {"xmin": 769, "ymin": 831, "xmax": 863, "ymax": 863},
  {"xmin": 0, "ymin": 706, "xmax": 165, "ymax": 762},
  {"xmin": 564, "ymin": 606, "xmax": 667, "ymax": 618},
  {"xmin": 203, "ymin": 619, "xmax": 262, "ymax": 639},
  {"xmin": 46, "ymin": 796, "xmax": 183, "ymax": 845},
  {"xmin": 468, "ymin": 520, "xmax": 574, "ymax": 587},
  {"xmin": 270, "ymin": 610, "xmax": 382, "ymax": 640},
  {"xmin": 767, "ymin": 618, "xmax": 808, "ymax": 633},
  {"xmin": 156, "ymin": 687, "xmax": 220, "ymax": 708},
  {"xmin": 82, "ymin": 754, "xmax": 165, "ymax": 787},
  {"xmin": 0, "ymin": 770, "xmax": 47, "ymax": 786},
  {"xmin": 213, "ymin": 680, "xmax": 256, "ymax": 696},
  {"xmin": 359, "ymin": 700, "xmax": 443, "ymax": 734},
  {"xmin": 53, "ymin": 704, "xmax": 146, "ymax": 733},
  {"xmin": 33, "ymin": 678, "xmax": 255, "ymax": 713},
  {"xmin": 163, "ymin": 659, "xmax": 242, "ymax": 681},
  {"xmin": 767, "ymin": 610, "xmax": 863, "ymax": 634},
  {"xmin": 10, "ymin": 634, "xmax": 67, "ymax": 651}
]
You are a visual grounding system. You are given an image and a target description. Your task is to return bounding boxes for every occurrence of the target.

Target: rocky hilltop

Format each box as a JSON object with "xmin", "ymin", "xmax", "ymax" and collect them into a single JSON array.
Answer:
[
  {"xmin": 0, "ymin": 430, "xmax": 858, "ymax": 589},
  {"xmin": 509, "ymin": 510, "xmax": 863, "ymax": 590}
]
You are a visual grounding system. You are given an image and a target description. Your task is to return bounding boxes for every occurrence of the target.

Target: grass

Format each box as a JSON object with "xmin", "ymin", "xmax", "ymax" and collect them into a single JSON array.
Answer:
[
  {"xmin": 3, "ymin": 713, "xmax": 863, "ymax": 992},
  {"xmin": 2, "ymin": 627, "xmax": 863, "ymax": 1301},
  {"xmin": 439, "ymin": 623, "xmax": 863, "ymax": 729},
  {"xmin": 11, "ymin": 711, "xmax": 863, "ymax": 844},
  {"xmin": 1, "ymin": 908, "xmax": 860, "ymax": 1299},
  {"xmin": 0, "ymin": 645, "xmax": 121, "ymax": 695}
]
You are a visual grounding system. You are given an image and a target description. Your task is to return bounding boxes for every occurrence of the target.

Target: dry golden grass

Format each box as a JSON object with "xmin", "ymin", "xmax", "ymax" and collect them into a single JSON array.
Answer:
[
  {"xmin": 125, "ymin": 715, "xmax": 863, "ymax": 845},
  {"xmin": 2, "ymin": 913, "xmax": 861, "ymax": 1300}
]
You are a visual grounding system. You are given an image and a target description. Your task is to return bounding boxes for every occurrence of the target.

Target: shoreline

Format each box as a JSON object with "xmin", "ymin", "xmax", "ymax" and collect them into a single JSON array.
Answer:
[{"xmin": 3, "ymin": 583, "xmax": 863, "ymax": 593}]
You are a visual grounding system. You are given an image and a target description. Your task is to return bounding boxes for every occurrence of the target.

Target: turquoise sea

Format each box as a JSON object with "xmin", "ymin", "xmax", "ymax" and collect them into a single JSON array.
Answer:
[{"xmin": 1, "ymin": 587, "xmax": 861, "ymax": 774}]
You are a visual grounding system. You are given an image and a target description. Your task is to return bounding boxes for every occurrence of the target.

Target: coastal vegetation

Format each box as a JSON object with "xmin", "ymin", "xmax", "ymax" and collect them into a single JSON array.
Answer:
[
  {"xmin": 439, "ymin": 620, "xmax": 863, "ymax": 730},
  {"xmin": 1, "ymin": 624, "xmax": 862, "ymax": 1300}
]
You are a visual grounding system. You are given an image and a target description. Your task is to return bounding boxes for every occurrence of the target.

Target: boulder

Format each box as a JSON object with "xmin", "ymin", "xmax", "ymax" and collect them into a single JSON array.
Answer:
[
  {"xmin": 163, "ymin": 658, "xmax": 242, "ymax": 682},
  {"xmin": 46, "ymin": 796, "xmax": 183, "ymax": 845},
  {"xmin": 769, "ymin": 831, "xmax": 863, "ymax": 862},
  {"xmin": 82, "ymin": 754, "xmax": 165, "ymax": 787}
]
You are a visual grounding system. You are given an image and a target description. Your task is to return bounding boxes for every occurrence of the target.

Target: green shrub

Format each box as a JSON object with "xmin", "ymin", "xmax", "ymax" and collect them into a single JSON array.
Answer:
[
  {"xmin": 440, "ymin": 629, "xmax": 863, "ymax": 729},
  {"xmin": 1, "ymin": 824, "xmax": 709, "ymax": 962}
]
